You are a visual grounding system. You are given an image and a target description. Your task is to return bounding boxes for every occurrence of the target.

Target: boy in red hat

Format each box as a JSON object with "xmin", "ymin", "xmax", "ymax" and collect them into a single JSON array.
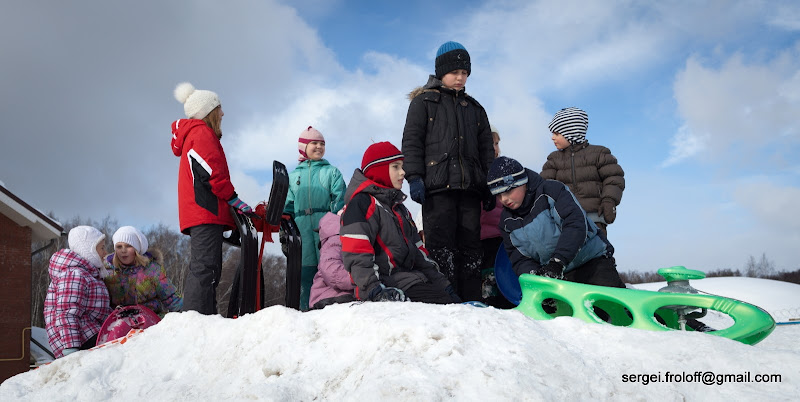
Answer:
[{"xmin": 340, "ymin": 142, "xmax": 460, "ymax": 304}]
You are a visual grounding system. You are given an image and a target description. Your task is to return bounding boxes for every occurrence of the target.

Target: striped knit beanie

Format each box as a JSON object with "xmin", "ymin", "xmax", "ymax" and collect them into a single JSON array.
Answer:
[
  {"xmin": 298, "ymin": 126, "xmax": 326, "ymax": 161},
  {"xmin": 548, "ymin": 107, "xmax": 588, "ymax": 145},
  {"xmin": 361, "ymin": 141, "xmax": 404, "ymax": 188},
  {"xmin": 435, "ymin": 41, "xmax": 471, "ymax": 79},
  {"xmin": 487, "ymin": 156, "xmax": 528, "ymax": 195}
]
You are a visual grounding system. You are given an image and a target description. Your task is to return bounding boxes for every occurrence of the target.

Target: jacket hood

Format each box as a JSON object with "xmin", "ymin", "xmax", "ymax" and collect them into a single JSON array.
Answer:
[
  {"xmin": 408, "ymin": 75, "xmax": 468, "ymax": 100},
  {"xmin": 171, "ymin": 118, "xmax": 210, "ymax": 156},
  {"xmin": 49, "ymin": 249, "xmax": 101, "ymax": 279},
  {"xmin": 318, "ymin": 212, "xmax": 341, "ymax": 243},
  {"xmin": 344, "ymin": 169, "xmax": 407, "ymax": 206}
]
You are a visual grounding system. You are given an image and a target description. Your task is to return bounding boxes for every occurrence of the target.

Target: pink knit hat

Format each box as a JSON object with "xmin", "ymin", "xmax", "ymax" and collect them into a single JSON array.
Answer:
[{"xmin": 298, "ymin": 126, "xmax": 326, "ymax": 161}]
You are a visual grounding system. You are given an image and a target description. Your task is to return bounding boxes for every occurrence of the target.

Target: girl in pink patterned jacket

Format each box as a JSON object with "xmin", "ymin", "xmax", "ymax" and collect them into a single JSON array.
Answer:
[{"xmin": 44, "ymin": 226, "xmax": 113, "ymax": 358}]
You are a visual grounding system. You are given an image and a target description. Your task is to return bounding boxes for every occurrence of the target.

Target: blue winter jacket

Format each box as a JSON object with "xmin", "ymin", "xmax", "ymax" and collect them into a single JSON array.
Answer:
[{"xmin": 499, "ymin": 169, "xmax": 612, "ymax": 276}]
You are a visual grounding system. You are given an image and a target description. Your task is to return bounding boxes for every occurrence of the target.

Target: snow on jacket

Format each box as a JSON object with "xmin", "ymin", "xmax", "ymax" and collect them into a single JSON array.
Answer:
[
  {"xmin": 283, "ymin": 158, "xmax": 346, "ymax": 268},
  {"xmin": 171, "ymin": 118, "xmax": 236, "ymax": 234},
  {"xmin": 499, "ymin": 169, "xmax": 613, "ymax": 277},
  {"xmin": 44, "ymin": 249, "xmax": 112, "ymax": 358},
  {"xmin": 340, "ymin": 169, "xmax": 450, "ymax": 299},
  {"xmin": 308, "ymin": 212, "xmax": 354, "ymax": 307},
  {"xmin": 401, "ymin": 75, "xmax": 494, "ymax": 195},
  {"xmin": 539, "ymin": 142, "xmax": 624, "ymax": 220},
  {"xmin": 103, "ymin": 250, "xmax": 183, "ymax": 317}
]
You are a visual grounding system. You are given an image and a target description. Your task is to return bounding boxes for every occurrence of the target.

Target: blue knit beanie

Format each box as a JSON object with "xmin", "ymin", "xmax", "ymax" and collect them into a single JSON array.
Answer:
[
  {"xmin": 487, "ymin": 156, "xmax": 528, "ymax": 195},
  {"xmin": 435, "ymin": 41, "xmax": 471, "ymax": 79}
]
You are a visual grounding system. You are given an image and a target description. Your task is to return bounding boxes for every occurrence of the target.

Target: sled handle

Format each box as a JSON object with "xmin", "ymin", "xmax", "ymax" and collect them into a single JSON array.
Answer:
[{"xmin": 658, "ymin": 266, "xmax": 706, "ymax": 282}]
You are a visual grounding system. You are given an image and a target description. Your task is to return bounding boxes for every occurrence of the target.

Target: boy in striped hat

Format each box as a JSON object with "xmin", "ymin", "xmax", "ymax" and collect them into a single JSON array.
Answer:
[{"xmin": 541, "ymin": 107, "xmax": 625, "ymax": 236}]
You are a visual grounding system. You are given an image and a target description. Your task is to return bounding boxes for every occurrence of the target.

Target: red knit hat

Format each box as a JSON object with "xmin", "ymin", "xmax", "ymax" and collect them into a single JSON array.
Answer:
[{"xmin": 361, "ymin": 142, "xmax": 404, "ymax": 188}]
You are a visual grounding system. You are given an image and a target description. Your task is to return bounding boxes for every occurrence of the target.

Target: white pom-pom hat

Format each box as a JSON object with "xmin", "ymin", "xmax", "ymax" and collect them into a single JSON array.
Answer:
[{"xmin": 174, "ymin": 82, "xmax": 220, "ymax": 119}]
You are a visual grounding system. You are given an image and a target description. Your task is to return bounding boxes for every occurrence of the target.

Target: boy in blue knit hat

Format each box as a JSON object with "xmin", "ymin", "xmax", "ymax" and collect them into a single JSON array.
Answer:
[{"xmin": 401, "ymin": 41, "xmax": 495, "ymax": 302}]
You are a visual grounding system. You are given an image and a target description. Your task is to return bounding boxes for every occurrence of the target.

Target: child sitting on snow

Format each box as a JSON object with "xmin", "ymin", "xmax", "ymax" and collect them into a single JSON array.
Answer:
[
  {"xmin": 340, "ymin": 141, "xmax": 460, "ymax": 304},
  {"xmin": 103, "ymin": 226, "xmax": 183, "ymax": 317},
  {"xmin": 308, "ymin": 212, "xmax": 356, "ymax": 309},
  {"xmin": 44, "ymin": 226, "xmax": 113, "ymax": 358}
]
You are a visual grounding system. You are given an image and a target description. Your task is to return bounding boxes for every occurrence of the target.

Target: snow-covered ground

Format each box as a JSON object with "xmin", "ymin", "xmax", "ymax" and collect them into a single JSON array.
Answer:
[{"xmin": 3, "ymin": 277, "xmax": 799, "ymax": 401}]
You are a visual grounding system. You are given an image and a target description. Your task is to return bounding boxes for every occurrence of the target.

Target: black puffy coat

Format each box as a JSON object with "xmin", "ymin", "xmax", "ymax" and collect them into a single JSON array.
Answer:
[{"xmin": 401, "ymin": 75, "xmax": 494, "ymax": 195}]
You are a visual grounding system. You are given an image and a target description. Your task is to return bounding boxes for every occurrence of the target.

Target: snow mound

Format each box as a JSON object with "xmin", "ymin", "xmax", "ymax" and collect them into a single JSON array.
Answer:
[{"xmin": 2, "ymin": 300, "xmax": 799, "ymax": 400}]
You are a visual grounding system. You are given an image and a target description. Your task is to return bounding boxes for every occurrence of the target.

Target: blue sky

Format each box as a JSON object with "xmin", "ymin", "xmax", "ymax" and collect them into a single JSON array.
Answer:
[{"xmin": 1, "ymin": 0, "xmax": 798, "ymax": 273}]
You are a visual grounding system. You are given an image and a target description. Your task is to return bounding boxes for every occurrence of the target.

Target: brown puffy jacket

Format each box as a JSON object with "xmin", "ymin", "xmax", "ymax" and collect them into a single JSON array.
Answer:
[{"xmin": 540, "ymin": 142, "xmax": 624, "ymax": 223}]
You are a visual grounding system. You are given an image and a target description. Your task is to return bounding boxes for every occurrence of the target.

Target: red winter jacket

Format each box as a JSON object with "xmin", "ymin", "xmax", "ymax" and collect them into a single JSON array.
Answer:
[{"xmin": 171, "ymin": 119, "xmax": 236, "ymax": 233}]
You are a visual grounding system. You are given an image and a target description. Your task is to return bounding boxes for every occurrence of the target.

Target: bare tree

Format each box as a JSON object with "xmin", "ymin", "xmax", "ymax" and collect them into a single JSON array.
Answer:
[{"xmin": 745, "ymin": 253, "xmax": 775, "ymax": 278}]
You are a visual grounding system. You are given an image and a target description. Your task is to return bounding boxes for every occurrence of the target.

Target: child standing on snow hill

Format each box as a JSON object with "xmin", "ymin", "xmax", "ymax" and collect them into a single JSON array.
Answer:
[
  {"xmin": 283, "ymin": 126, "xmax": 346, "ymax": 311},
  {"xmin": 308, "ymin": 211, "xmax": 356, "ymax": 310},
  {"xmin": 401, "ymin": 41, "xmax": 495, "ymax": 302},
  {"xmin": 540, "ymin": 107, "xmax": 624, "ymax": 236},
  {"xmin": 44, "ymin": 226, "xmax": 113, "ymax": 358},
  {"xmin": 488, "ymin": 156, "xmax": 625, "ymax": 288},
  {"xmin": 172, "ymin": 82, "xmax": 253, "ymax": 315},
  {"xmin": 340, "ymin": 141, "xmax": 460, "ymax": 304},
  {"xmin": 103, "ymin": 226, "xmax": 183, "ymax": 317}
]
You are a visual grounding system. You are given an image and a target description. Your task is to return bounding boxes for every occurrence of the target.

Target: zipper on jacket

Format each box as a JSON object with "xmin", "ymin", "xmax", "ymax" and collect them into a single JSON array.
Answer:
[
  {"xmin": 455, "ymin": 92, "xmax": 466, "ymax": 189},
  {"xmin": 570, "ymin": 151, "xmax": 577, "ymax": 188},
  {"xmin": 305, "ymin": 160, "xmax": 313, "ymax": 216}
]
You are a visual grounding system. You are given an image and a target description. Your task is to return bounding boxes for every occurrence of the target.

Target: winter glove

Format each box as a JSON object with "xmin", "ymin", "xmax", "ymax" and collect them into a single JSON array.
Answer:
[
  {"xmin": 408, "ymin": 177, "xmax": 425, "ymax": 205},
  {"xmin": 482, "ymin": 191, "xmax": 496, "ymax": 211},
  {"xmin": 600, "ymin": 199, "xmax": 616, "ymax": 224},
  {"xmin": 445, "ymin": 284, "xmax": 462, "ymax": 303},
  {"xmin": 62, "ymin": 348, "xmax": 79, "ymax": 357},
  {"xmin": 368, "ymin": 284, "xmax": 408, "ymax": 302},
  {"xmin": 227, "ymin": 194, "xmax": 253, "ymax": 214},
  {"xmin": 278, "ymin": 227, "xmax": 289, "ymax": 257},
  {"xmin": 534, "ymin": 259, "xmax": 565, "ymax": 280}
]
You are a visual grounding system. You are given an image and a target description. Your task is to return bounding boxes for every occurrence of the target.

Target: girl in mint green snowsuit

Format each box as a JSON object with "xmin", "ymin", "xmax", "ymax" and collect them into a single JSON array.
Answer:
[{"xmin": 284, "ymin": 126, "xmax": 346, "ymax": 311}]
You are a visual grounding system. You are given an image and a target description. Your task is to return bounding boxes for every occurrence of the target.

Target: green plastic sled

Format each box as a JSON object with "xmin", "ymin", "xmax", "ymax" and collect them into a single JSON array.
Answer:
[{"xmin": 513, "ymin": 266, "xmax": 776, "ymax": 345}]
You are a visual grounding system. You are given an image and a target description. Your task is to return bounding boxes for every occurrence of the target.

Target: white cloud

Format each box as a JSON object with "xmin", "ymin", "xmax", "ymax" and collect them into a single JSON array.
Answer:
[
  {"xmin": 733, "ymin": 179, "xmax": 800, "ymax": 232},
  {"xmin": 768, "ymin": 4, "xmax": 800, "ymax": 31},
  {"xmin": 661, "ymin": 125, "xmax": 708, "ymax": 167},
  {"xmin": 669, "ymin": 47, "xmax": 800, "ymax": 166}
]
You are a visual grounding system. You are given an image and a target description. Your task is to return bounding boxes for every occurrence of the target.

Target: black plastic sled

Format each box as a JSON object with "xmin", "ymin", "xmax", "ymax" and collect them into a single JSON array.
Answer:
[{"xmin": 224, "ymin": 160, "xmax": 292, "ymax": 317}]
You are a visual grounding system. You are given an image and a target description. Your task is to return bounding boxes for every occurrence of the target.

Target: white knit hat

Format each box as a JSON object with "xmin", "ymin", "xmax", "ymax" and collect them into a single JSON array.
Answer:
[
  {"xmin": 174, "ymin": 82, "xmax": 220, "ymax": 119},
  {"xmin": 67, "ymin": 226, "xmax": 106, "ymax": 269},
  {"xmin": 112, "ymin": 226, "xmax": 148, "ymax": 255}
]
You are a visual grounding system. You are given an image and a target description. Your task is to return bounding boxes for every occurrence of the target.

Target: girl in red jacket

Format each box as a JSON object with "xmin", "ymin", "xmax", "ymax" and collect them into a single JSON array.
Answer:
[{"xmin": 171, "ymin": 82, "xmax": 252, "ymax": 315}]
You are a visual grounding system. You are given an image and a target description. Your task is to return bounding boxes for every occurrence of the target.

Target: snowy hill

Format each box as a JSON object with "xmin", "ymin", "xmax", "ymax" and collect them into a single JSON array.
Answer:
[{"xmin": 2, "ymin": 277, "xmax": 799, "ymax": 400}]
